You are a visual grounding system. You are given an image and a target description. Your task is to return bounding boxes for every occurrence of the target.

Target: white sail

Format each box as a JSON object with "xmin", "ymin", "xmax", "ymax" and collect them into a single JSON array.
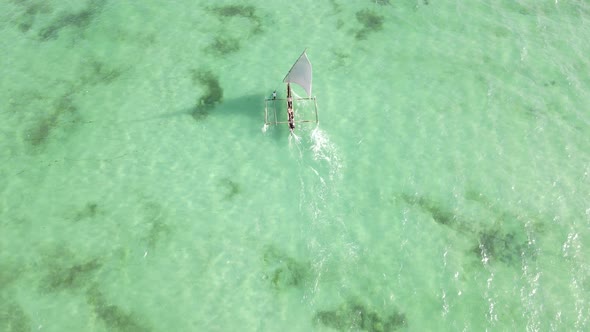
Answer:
[{"xmin": 283, "ymin": 50, "xmax": 312, "ymax": 97}]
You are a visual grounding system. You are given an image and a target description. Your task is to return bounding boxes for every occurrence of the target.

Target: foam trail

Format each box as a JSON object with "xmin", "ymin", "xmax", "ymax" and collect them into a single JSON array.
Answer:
[
  {"xmin": 310, "ymin": 127, "xmax": 343, "ymax": 183},
  {"xmin": 289, "ymin": 125, "xmax": 349, "ymax": 300},
  {"xmin": 289, "ymin": 132, "xmax": 303, "ymax": 158},
  {"xmin": 290, "ymin": 130, "xmax": 302, "ymax": 143}
]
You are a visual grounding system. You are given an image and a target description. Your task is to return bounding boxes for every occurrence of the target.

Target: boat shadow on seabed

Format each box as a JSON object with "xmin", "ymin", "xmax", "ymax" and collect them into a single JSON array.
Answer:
[{"xmin": 134, "ymin": 93, "xmax": 264, "ymax": 126}]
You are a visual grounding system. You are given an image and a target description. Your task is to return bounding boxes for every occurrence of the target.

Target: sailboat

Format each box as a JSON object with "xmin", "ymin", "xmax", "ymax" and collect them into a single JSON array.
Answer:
[{"xmin": 264, "ymin": 49, "xmax": 318, "ymax": 132}]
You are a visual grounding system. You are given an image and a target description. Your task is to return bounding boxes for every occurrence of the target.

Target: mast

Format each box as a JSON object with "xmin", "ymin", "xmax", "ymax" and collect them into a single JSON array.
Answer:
[{"xmin": 282, "ymin": 50, "xmax": 312, "ymax": 132}]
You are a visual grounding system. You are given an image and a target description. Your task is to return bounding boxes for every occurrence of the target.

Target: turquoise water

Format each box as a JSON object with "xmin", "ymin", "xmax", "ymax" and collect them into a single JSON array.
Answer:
[{"xmin": 1, "ymin": 0, "xmax": 589, "ymax": 331}]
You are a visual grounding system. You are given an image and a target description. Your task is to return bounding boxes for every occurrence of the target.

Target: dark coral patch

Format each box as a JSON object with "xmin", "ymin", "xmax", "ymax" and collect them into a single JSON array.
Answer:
[
  {"xmin": 37, "ymin": 0, "xmax": 105, "ymax": 41},
  {"xmin": 26, "ymin": 94, "xmax": 78, "ymax": 147},
  {"xmin": 314, "ymin": 299, "xmax": 407, "ymax": 332},
  {"xmin": 355, "ymin": 9, "xmax": 384, "ymax": 40},
  {"xmin": 401, "ymin": 194, "xmax": 456, "ymax": 226},
  {"xmin": 262, "ymin": 245, "xmax": 311, "ymax": 290},
  {"xmin": 136, "ymin": 200, "xmax": 171, "ymax": 251},
  {"xmin": 82, "ymin": 60, "xmax": 126, "ymax": 86},
  {"xmin": 144, "ymin": 219, "xmax": 171, "ymax": 250},
  {"xmin": 86, "ymin": 286, "xmax": 151, "ymax": 332},
  {"xmin": 0, "ymin": 299, "xmax": 31, "ymax": 332},
  {"xmin": 472, "ymin": 228, "xmax": 534, "ymax": 265},
  {"xmin": 27, "ymin": 114, "xmax": 57, "ymax": 147},
  {"xmin": 465, "ymin": 190, "xmax": 540, "ymax": 265},
  {"xmin": 211, "ymin": 4, "xmax": 256, "ymax": 18},
  {"xmin": 14, "ymin": 1, "xmax": 52, "ymax": 33},
  {"xmin": 219, "ymin": 177, "xmax": 240, "ymax": 200},
  {"xmin": 190, "ymin": 69, "xmax": 223, "ymax": 121},
  {"xmin": 0, "ymin": 261, "xmax": 25, "ymax": 292},
  {"xmin": 72, "ymin": 202, "xmax": 100, "ymax": 222},
  {"xmin": 206, "ymin": 36, "xmax": 241, "ymax": 55},
  {"xmin": 41, "ymin": 257, "xmax": 102, "ymax": 293},
  {"xmin": 36, "ymin": 245, "xmax": 103, "ymax": 293},
  {"xmin": 209, "ymin": 4, "xmax": 262, "ymax": 34}
]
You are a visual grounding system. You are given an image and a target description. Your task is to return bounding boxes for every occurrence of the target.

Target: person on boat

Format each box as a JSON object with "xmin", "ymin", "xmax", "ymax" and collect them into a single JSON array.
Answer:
[
  {"xmin": 287, "ymin": 97, "xmax": 294, "ymax": 130},
  {"xmin": 286, "ymin": 83, "xmax": 295, "ymax": 131},
  {"xmin": 288, "ymin": 107, "xmax": 295, "ymax": 131},
  {"xmin": 286, "ymin": 83, "xmax": 292, "ymax": 106},
  {"xmin": 272, "ymin": 90, "xmax": 276, "ymax": 100}
]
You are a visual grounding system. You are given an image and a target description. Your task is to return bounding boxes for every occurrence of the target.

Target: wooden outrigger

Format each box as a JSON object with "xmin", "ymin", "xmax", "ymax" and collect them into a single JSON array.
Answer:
[{"xmin": 264, "ymin": 50, "xmax": 318, "ymax": 132}]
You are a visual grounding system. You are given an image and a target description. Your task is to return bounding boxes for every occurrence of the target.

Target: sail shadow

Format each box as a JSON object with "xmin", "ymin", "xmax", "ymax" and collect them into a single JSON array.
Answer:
[{"xmin": 133, "ymin": 93, "xmax": 265, "ymax": 124}]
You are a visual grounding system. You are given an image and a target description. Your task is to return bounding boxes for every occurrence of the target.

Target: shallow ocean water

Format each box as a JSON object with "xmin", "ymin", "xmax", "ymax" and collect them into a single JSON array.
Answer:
[{"xmin": 1, "ymin": 0, "xmax": 589, "ymax": 331}]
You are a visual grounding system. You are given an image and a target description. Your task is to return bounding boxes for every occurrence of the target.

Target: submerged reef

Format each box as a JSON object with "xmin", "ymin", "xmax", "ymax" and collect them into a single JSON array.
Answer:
[
  {"xmin": 71, "ymin": 202, "xmax": 100, "ymax": 222},
  {"xmin": 190, "ymin": 69, "xmax": 223, "ymax": 121},
  {"xmin": 26, "ymin": 93, "xmax": 79, "ymax": 147},
  {"xmin": 219, "ymin": 177, "xmax": 240, "ymax": 200},
  {"xmin": 80, "ymin": 59, "xmax": 126, "ymax": 86},
  {"xmin": 143, "ymin": 218, "xmax": 171, "ymax": 251},
  {"xmin": 402, "ymin": 192, "xmax": 536, "ymax": 267},
  {"xmin": 472, "ymin": 228, "xmax": 531, "ymax": 264},
  {"xmin": 45, "ymin": 259, "xmax": 102, "ymax": 292},
  {"xmin": 314, "ymin": 299, "xmax": 407, "ymax": 332},
  {"xmin": 208, "ymin": 4, "xmax": 263, "ymax": 34},
  {"xmin": 465, "ymin": 190, "xmax": 539, "ymax": 264},
  {"xmin": 140, "ymin": 201, "xmax": 171, "ymax": 251},
  {"xmin": 400, "ymin": 194, "xmax": 460, "ymax": 228},
  {"xmin": 39, "ymin": 246, "xmax": 103, "ymax": 293},
  {"xmin": 371, "ymin": 0, "xmax": 391, "ymax": 5},
  {"xmin": 0, "ymin": 298, "xmax": 31, "ymax": 332},
  {"xmin": 204, "ymin": 4, "xmax": 263, "ymax": 55},
  {"xmin": 331, "ymin": 49, "xmax": 352, "ymax": 68},
  {"xmin": 355, "ymin": 9, "xmax": 384, "ymax": 40},
  {"xmin": 262, "ymin": 245, "xmax": 311, "ymax": 290},
  {"xmin": 210, "ymin": 4, "xmax": 257, "ymax": 18},
  {"xmin": 13, "ymin": 1, "xmax": 53, "ymax": 33},
  {"xmin": 22, "ymin": 59, "xmax": 124, "ymax": 151},
  {"xmin": 330, "ymin": 0, "xmax": 343, "ymax": 13},
  {"xmin": 27, "ymin": 112, "xmax": 58, "ymax": 147},
  {"xmin": 38, "ymin": 0, "xmax": 105, "ymax": 41},
  {"xmin": 206, "ymin": 35, "xmax": 241, "ymax": 56},
  {"xmin": 86, "ymin": 285, "xmax": 151, "ymax": 332},
  {"xmin": 0, "ymin": 261, "xmax": 25, "ymax": 292}
]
